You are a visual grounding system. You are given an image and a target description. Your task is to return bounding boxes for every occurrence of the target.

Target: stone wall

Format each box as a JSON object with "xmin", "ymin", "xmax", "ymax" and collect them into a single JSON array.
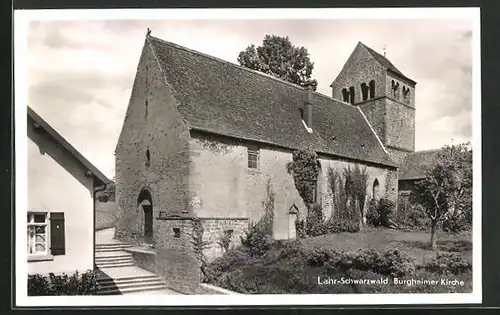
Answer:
[
  {"xmin": 114, "ymin": 38, "xmax": 191, "ymax": 241},
  {"xmin": 199, "ymin": 218, "xmax": 249, "ymax": 262},
  {"xmin": 154, "ymin": 217, "xmax": 201, "ymax": 294},
  {"xmin": 385, "ymin": 169, "xmax": 399, "ymax": 212},
  {"xmin": 95, "ymin": 200, "xmax": 117, "ymax": 231},
  {"xmin": 188, "ymin": 132, "xmax": 395, "ymax": 245}
]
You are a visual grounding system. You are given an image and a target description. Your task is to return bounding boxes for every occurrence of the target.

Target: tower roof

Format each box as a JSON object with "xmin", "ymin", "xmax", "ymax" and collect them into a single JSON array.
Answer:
[{"xmin": 359, "ymin": 42, "xmax": 416, "ymax": 85}]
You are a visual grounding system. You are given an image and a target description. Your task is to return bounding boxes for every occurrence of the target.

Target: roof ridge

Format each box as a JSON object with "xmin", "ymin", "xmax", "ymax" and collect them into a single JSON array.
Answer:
[{"xmin": 148, "ymin": 35, "xmax": 337, "ymax": 98}]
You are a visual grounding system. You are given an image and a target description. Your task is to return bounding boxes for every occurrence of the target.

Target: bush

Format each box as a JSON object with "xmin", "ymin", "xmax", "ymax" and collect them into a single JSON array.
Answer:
[
  {"xmin": 28, "ymin": 270, "xmax": 97, "ymax": 296},
  {"xmin": 307, "ymin": 247, "xmax": 342, "ymax": 266},
  {"xmin": 366, "ymin": 199, "xmax": 394, "ymax": 227},
  {"xmin": 397, "ymin": 203, "xmax": 430, "ymax": 231},
  {"xmin": 324, "ymin": 248, "xmax": 415, "ymax": 278},
  {"xmin": 323, "ymin": 218, "xmax": 360, "ymax": 233},
  {"xmin": 295, "ymin": 219, "xmax": 306, "ymax": 238},
  {"xmin": 442, "ymin": 211, "xmax": 472, "ymax": 233},
  {"xmin": 306, "ymin": 203, "xmax": 324, "ymax": 237},
  {"xmin": 240, "ymin": 221, "xmax": 273, "ymax": 257},
  {"xmin": 422, "ymin": 252, "xmax": 472, "ymax": 275},
  {"xmin": 203, "ymin": 247, "xmax": 253, "ymax": 283}
]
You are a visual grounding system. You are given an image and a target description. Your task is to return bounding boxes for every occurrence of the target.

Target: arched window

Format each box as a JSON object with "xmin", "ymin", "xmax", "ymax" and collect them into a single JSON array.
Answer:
[
  {"xmin": 361, "ymin": 83, "xmax": 369, "ymax": 101},
  {"xmin": 369, "ymin": 80, "xmax": 375, "ymax": 99},
  {"xmin": 372, "ymin": 179, "xmax": 380, "ymax": 201},
  {"xmin": 342, "ymin": 88, "xmax": 350, "ymax": 102},
  {"xmin": 349, "ymin": 86, "xmax": 355, "ymax": 104}
]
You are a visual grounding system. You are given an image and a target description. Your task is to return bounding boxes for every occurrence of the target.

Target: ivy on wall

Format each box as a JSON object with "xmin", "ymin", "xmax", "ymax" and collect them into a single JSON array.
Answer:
[{"xmin": 286, "ymin": 149, "xmax": 320, "ymax": 208}]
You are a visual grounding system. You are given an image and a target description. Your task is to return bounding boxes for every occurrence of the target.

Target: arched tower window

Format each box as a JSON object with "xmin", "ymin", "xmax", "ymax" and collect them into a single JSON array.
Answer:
[
  {"xmin": 369, "ymin": 80, "xmax": 375, "ymax": 99},
  {"xmin": 372, "ymin": 179, "xmax": 380, "ymax": 201},
  {"xmin": 349, "ymin": 86, "xmax": 355, "ymax": 104},
  {"xmin": 361, "ymin": 83, "xmax": 369, "ymax": 101},
  {"xmin": 342, "ymin": 88, "xmax": 350, "ymax": 102}
]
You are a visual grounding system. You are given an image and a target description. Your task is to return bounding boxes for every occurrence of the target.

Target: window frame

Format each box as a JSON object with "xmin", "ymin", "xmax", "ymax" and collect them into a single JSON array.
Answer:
[
  {"xmin": 247, "ymin": 146, "xmax": 260, "ymax": 170},
  {"xmin": 27, "ymin": 212, "xmax": 49, "ymax": 257}
]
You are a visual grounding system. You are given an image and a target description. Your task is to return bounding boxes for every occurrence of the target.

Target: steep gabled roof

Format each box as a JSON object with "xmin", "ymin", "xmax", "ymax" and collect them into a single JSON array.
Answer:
[
  {"xmin": 399, "ymin": 149, "xmax": 442, "ymax": 181},
  {"xmin": 28, "ymin": 106, "xmax": 113, "ymax": 187},
  {"xmin": 147, "ymin": 35, "xmax": 397, "ymax": 168},
  {"xmin": 359, "ymin": 42, "xmax": 416, "ymax": 85}
]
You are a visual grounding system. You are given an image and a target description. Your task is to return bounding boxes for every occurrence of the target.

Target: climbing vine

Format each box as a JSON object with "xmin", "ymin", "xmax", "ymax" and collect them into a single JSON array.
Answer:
[
  {"xmin": 189, "ymin": 218, "xmax": 212, "ymax": 280},
  {"xmin": 286, "ymin": 149, "xmax": 320, "ymax": 208},
  {"xmin": 286, "ymin": 149, "xmax": 321, "ymax": 236}
]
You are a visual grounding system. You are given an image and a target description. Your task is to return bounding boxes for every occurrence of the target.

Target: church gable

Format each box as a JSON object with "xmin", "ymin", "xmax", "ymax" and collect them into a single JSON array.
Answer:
[{"xmin": 330, "ymin": 42, "xmax": 387, "ymax": 105}]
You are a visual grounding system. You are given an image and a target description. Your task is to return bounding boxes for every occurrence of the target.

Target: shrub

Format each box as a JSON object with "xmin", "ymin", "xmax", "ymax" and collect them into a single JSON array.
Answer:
[
  {"xmin": 422, "ymin": 252, "xmax": 472, "ymax": 275},
  {"xmin": 365, "ymin": 199, "xmax": 381, "ymax": 227},
  {"xmin": 240, "ymin": 220, "xmax": 273, "ymax": 257},
  {"xmin": 295, "ymin": 219, "xmax": 306, "ymax": 238},
  {"xmin": 307, "ymin": 247, "xmax": 342, "ymax": 266},
  {"xmin": 324, "ymin": 248, "xmax": 415, "ymax": 278},
  {"xmin": 306, "ymin": 203, "xmax": 324, "ymax": 236},
  {"xmin": 397, "ymin": 203, "xmax": 430, "ymax": 231},
  {"xmin": 323, "ymin": 218, "xmax": 360, "ymax": 233},
  {"xmin": 203, "ymin": 247, "xmax": 253, "ymax": 283},
  {"xmin": 442, "ymin": 211, "xmax": 472, "ymax": 233},
  {"xmin": 28, "ymin": 270, "xmax": 97, "ymax": 296},
  {"xmin": 366, "ymin": 199, "xmax": 394, "ymax": 227}
]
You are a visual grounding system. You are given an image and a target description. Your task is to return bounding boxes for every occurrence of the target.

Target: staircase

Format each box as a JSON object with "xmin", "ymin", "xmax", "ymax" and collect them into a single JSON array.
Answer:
[
  {"xmin": 95, "ymin": 243, "xmax": 135, "ymax": 268},
  {"xmin": 96, "ymin": 273, "xmax": 170, "ymax": 295},
  {"xmin": 95, "ymin": 241, "xmax": 172, "ymax": 295}
]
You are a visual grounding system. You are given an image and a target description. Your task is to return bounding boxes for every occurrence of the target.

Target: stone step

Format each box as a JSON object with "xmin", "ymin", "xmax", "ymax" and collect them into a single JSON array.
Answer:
[
  {"xmin": 96, "ymin": 284, "xmax": 169, "ymax": 295},
  {"xmin": 95, "ymin": 247, "xmax": 133, "ymax": 253},
  {"xmin": 97, "ymin": 274, "xmax": 159, "ymax": 284},
  {"xmin": 95, "ymin": 255, "xmax": 132, "ymax": 262},
  {"xmin": 96, "ymin": 243, "xmax": 133, "ymax": 248},
  {"xmin": 96, "ymin": 262, "xmax": 135, "ymax": 268},
  {"xmin": 98, "ymin": 277, "xmax": 165, "ymax": 290}
]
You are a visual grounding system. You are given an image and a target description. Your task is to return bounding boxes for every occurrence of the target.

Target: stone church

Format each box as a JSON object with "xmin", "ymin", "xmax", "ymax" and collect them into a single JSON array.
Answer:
[{"xmin": 114, "ymin": 33, "xmax": 428, "ymax": 265}]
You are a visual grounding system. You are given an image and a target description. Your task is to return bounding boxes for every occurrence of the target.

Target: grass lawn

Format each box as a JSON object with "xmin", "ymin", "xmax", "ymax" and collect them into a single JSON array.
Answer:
[{"xmin": 299, "ymin": 227, "xmax": 472, "ymax": 265}]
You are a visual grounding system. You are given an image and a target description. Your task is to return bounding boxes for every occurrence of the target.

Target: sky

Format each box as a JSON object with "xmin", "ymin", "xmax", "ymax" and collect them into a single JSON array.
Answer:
[{"xmin": 24, "ymin": 17, "xmax": 475, "ymax": 210}]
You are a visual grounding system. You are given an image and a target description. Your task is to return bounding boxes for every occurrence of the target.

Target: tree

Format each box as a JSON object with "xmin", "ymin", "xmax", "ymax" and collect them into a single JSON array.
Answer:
[
  {"xmin": 237, "ymin": 35, "xmax": 318, "ymax": 90},
  {"xmin": 410, "ymin": 142, "xmax": 473, "ymax": 250}
]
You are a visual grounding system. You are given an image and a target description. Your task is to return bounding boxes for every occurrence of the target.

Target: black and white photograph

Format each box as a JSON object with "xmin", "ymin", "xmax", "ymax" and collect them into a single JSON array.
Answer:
[{"xmin": 15, "ymin": 8, "xmax": 481, "ymax": 306}]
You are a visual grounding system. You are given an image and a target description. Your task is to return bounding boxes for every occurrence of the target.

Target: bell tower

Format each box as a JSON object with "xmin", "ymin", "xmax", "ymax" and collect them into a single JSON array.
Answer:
[{"xmin": 330, "ymin": 42, "xmax": 417, "ymax": 164}]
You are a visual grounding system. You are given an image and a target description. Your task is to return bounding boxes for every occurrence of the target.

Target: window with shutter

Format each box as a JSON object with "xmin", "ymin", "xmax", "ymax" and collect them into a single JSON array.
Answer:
[
  {"xmin": 27, "ymin": 212, "xmax": 48, "ymax": 256},
  {"xmin": 50, "ymin": 212, "xmax": 66, "ymax": 256}
]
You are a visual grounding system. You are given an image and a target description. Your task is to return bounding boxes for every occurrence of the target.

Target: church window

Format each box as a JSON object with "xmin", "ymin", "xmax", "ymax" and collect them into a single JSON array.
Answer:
[
  {"xmin": 369, "ymin": 80, "xmax": 375, "ymax": 99},
  {"xmin": 145, "ymin": 99, "xmax": 148, "ymax": 118},
  {"xmin": 342, "ymin": 88, "xmax": 350, "ymax": 102},
  {"xmin": 146, "ymin": 149, "xmax": 151, "ymax": 166},
  {"xmin": 361, "ymin": 83, "xmax": 369, "ymax": 101},
  {"xmin": 247, "ymin": 146, "xmax": 260, "ymax": 169},
  {"xmin": 173, "ymin": 228, "xmax": 181, "ymax": 238},
  {"xmin": 372, "ymin": 179, "xmax": 380, "ymax": 201},
  {"xmin": 349, "ymin": 86, "xmax": 355, "ymax": 104}
]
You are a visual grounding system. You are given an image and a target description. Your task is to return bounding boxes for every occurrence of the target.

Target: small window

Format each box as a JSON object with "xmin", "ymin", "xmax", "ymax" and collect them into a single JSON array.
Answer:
[
  {"xmin": 299, "ymin": 108, "xmax": 304, "ymax": 120},
  {"xmin": 145, "ymin": 99, "xmax": 149, "ymax": 118},
  {"xmin": 27, "ymin": 212, "xmax": 48, "ymax": 256},
  {"xmin": 224, "ymin": 229, "xmax": 234, "ymax": 238},
  {"xmin": 349, "ymin": 86, "xmax": 355, "ymax": 104},
  {"xmin": 146, "ymin": 149, "xmax": 151, "ymax": 166},
  {"xmin": 369, "ymin": 80, "xmax": 375, "ymax": 99},
  {"xmin": 361, "ymin": 83, "xmax": 368, "ymax": 101},
  {"xmin": 173, "ymin": 228, "xmax": 181, "ymax": 238},
  {"xmin": 247, "ymin": 147, "xmax": 260, "ymax": 169},
  {"xmin": 342, "ymin": 88, "xmax": 350, "ymax": 102}
]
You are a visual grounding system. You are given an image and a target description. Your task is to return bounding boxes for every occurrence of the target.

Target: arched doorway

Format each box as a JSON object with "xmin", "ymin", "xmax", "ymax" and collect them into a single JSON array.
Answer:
[
  {"xmin": 372, "ymin": 179, "xmax": 380, "ymax": 201},
  {"xmin": 137, "ymin": 189, "xmax": 153, "ymax": 244}
]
